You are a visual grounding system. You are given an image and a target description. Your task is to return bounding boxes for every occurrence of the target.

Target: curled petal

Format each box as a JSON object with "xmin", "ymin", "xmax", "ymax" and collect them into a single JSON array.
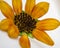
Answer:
[
  {"xmin": 0, "ymin": 1, "xmax": 14, "ymax": 19},
  {"xmin": 0, "ymin": 19, "xmax": 12, "ymax": 31},
  {"xmin": 31, "ymin": 2, "xmax": 49, "ymax": 19},
  {"xmin": 32, "ymin": 29, "xmax": 54, "ymax": 46},
  {"xmin": 36, "ymin": 18, "xmax": 60, "ymax": 30},
  {"xmin": 25, "ymin": 0, "xmax": 35, "ymax": 14},
  {"xmin": 12, "ymin": 0, "xmax": 22, "ymax": 15},
  {"xmin": 8, "ymin": 25, "xmax": 19, "ymax": 38},
  {"xmin": 19, "ymin": 34, "xmax": 30, "ymax": 48}
]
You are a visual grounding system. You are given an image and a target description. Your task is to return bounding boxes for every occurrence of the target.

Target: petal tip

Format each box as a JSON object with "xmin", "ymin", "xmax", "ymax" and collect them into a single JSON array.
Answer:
[{"xmin": 49, "ymin": 41, "xmax": 54, "ymax": 46}]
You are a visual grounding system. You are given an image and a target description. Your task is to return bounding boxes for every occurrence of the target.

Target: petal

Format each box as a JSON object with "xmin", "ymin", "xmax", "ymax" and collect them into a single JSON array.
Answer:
[
  {"xmin": 31, "ymin": 2, "xmax": 49, "ymax": 19},
  {"xmin": 0, "ymin": 1, "xmax": 14, "ymax": 19},
  {"xmin": 32, "ymin": 29, "xmax": 54, "ymax": 46},
  {"xmin": 12, "ymin": 0, "xmax": 22, "ymax": 15},
  {"xmin": 36, "ymin": 18, "xmax": 60, "ymax": 30},
  {"xmin": 19, "ymin": 34, "xmax": 30, "ymax": 48},
  {"xmin": 0, "ymin": 19, "xmax": 12, "ymax": 31},
  {"xmin": 25, "ymin": 0, "xmax": 35, "ymax": 14},
  {"xmin": 8, "ymin": 25, "xmax": 19, "ymax": 38}
]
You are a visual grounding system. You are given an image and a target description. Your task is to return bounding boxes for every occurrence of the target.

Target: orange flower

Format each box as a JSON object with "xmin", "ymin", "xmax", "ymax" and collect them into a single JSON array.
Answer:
[{"xmin": 0, "ymin": 0, "xmax": 60, "ymax": 48}]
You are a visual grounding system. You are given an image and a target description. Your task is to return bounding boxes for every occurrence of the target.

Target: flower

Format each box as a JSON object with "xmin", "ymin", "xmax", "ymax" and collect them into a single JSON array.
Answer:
[{"xmin": 0, "ymin": 0, "xmax": 60, "ymax": 48}]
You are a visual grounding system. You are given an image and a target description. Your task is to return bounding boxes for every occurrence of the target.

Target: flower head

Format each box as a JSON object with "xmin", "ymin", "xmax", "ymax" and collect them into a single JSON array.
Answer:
[{"xmin": 0, "ymin": 0, "xmax": 60, "ymax": 48}]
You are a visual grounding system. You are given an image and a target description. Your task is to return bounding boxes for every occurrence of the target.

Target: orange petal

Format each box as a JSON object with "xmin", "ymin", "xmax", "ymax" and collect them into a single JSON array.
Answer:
[
  {"xmin": 31, "ymin": 2, "xmax": 49, "ymax": 19},
  {"xmin": 32, "ymin": 29, "xmax": 54, "ymax": 46},
  {"xmin": 12, "ymin": 0, "xmax": 22, "ymax": 15},
  {"xmin": 25, "ymin": 0, "xmax": 35, "ymax": 14},
  {"xmin": 19, "ymin": 34, "xmax": 30, "ymax": 48},
  {"xmin": 8, "ymin": 25, "xmax": 19, "ymax": 38},
  {"xmin": 36, "ymin": 18, "xmax": 60, "ymax": 30},
  {"xmin": 0, "ymin": 1, "xmax": 14, "ymax": 19},
  {"xmin": 0, "ymin": 19, "xmax": 12, "ymax": 31}
]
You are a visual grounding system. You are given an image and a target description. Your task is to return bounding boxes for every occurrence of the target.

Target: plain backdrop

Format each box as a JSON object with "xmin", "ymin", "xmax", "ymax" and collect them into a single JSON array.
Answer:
[{"xmin": 0, "ymin": 0, "xmax": 60, "ymax": 48}]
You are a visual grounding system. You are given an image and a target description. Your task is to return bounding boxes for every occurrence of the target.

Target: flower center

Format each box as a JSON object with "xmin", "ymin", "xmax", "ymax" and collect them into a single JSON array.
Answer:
[{"xmin": 14, "ymin": 11, "xmax": 36, "ymax": 33}]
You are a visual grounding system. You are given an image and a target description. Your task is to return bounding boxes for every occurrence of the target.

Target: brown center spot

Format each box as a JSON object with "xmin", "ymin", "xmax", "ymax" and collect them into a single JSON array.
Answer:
[{"xmin": 14, "ymin": 11, "xmax": 36, "ymax": 33}]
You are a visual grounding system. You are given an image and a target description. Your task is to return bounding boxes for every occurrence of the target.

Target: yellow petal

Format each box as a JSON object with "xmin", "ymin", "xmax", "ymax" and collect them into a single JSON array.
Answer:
[
  {"xmin": 8, "ymin": 25, "xmax": 19, "ymax": 38},
  {"xmin": 36, "ymin": 18, "xmax": 60, "ymax": 30},
  {"xmin": 32, "ymin": 29, "xmax": 54, "ymax": 46},
  {"xmin": 0, "ymin": 1, "xmax": 14, "ymax": 19},
  {"xmin": 25, "ymin": 0, "xmax": 35, "ymax": 14},
  {"xmin": 19, "ymin": 34, "xmax": 30, "ymax": 48},
  {"xmin": 31, "ymin": 2, "xmax": 49, "ymax": 19},
  {"xmin": 12, "ymin": 0, "xmax": 22, "ymax": 15},
  {"xmin": 0, "ymin": 19, "xmax": 12, "ymax": 31}
]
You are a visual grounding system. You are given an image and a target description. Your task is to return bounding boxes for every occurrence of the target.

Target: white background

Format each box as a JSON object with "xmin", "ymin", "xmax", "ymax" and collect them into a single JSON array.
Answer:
[{"xmin": 0, "ymin": 0, "xmax": 60, "ymax": 48}]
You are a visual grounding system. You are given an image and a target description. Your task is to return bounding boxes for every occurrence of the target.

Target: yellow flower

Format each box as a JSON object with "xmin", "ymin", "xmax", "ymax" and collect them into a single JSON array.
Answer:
[{"xmin": 0, "ymin": 0, "xmax": 60, "ymax": 48}]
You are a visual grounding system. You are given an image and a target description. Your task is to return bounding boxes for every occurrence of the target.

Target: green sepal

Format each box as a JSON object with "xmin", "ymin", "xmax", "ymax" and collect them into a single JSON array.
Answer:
[
  {"xmin": 35, "ymin": 19, "xmax": 39, "ymax": 22},
  {"xmin": 28, "ymin": 33, "xmax": 34, "ymax": 38}
]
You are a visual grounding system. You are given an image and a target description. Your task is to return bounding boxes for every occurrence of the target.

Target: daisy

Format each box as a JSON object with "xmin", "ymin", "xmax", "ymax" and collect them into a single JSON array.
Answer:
[{"xmin": 0, "ymin": 0, "xmax": 60, "ymax": 48}]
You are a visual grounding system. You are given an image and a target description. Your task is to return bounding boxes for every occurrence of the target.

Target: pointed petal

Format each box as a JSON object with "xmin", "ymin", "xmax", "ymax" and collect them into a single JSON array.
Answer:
[
  {"xmin": 0, "ymin": 1, "xmax": 14, "ymax": 19},
  {"xmin": 12, "ymin": 0, "xmax": 22, "ymax": 15},
  {"xmin": 36, "ymin": 18, "xmax": 60, "ymax": 30},
  {"xmin": 8, "ymin": 25, "xmax": 19, "ymax": 38},
  {"xmin": 32, "ymin": 29, "xmax": 54, "ymax": 46},
  {"xmin": 25, "ymin": 0, "xmax": 35, "ymax": 14},
  {"xmin": 31, "ymin": 2, "xmax": 49, "ymax": 19},
  {"xmin": 0, "ymin": 19, "xmax": 12, "ymax": 31},
  {"xmin": 19, "ymin": 34, "xmax": 30, "ymax": 48}
]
